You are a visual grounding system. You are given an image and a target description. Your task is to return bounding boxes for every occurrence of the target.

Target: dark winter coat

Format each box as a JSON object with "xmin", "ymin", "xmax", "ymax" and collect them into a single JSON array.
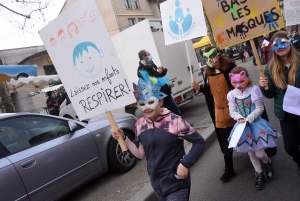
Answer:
[
  {"xmin": 260, "ymin": 57, "xmax": 300, "ymax": 120},
  {"xmin": 133, "ymin": 109, "xmax": 206, "ymax": 196}
]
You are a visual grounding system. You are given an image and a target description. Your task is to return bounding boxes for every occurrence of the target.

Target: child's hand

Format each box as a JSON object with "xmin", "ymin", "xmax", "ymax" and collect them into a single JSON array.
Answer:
[
  {"xmin": 176, "ymin": 163, "xmax": 189, "ymax": 179},
  {"xmin": 111, "ymin": 128, "xmax": 125, "ymax": 140},
  {"xmin": 238, "ymin": 118, "xmax": 245, "ymax": 123}
]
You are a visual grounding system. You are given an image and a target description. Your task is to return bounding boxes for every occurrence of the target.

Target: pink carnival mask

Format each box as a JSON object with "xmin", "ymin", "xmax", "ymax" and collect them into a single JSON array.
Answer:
[{"xmin": 229, "ymin": 71, "xmax": 250, "ymax": 90}]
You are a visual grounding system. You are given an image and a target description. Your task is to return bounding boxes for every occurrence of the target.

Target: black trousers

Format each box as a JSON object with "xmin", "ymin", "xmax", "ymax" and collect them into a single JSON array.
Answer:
[
  {"xmin": 217, "ymin": 127, "xmax": 234, "ymax": 158},
  {"xmin": 280, "ymin": 117, "xmax": 300, "ymax": 166}
]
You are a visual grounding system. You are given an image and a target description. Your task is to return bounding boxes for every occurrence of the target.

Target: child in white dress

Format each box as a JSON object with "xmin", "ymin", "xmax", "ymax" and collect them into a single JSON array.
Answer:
[{"xmin": 227, "ymin": 67, "xmax": 280, "ymax": 190}]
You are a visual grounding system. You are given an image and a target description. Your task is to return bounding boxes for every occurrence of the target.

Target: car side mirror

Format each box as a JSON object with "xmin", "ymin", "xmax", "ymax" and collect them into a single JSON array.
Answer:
[{"xmin": 68, "ymin": 121, "xmax": 77, "ymax": 132}]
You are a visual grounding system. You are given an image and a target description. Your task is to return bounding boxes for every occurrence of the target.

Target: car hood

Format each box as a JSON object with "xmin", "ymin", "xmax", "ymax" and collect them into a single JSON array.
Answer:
[{"xmin": 84, "ymin": 113, "xmax": 136, "ymax": 130}]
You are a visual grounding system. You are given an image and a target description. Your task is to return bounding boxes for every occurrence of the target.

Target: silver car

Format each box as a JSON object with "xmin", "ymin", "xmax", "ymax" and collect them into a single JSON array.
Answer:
[{"xmin": 0, "ymin": 113, "xmax": 137, "ymax": 201}]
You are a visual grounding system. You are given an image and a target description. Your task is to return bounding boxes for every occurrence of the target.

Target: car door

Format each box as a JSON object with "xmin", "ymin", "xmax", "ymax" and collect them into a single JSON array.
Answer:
[
  {"xmin": 1, "ymin": 115, "xmax": 103, "ymax": 201},
  {"xmin": 0, "ymin": 143, "xmax": 29, "ymax": 201}
]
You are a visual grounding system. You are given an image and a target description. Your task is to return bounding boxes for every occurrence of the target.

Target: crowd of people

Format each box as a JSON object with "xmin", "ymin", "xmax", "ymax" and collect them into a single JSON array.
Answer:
[{"xmin": 110, "ymin": 29, "xmax": 300, "ymax": 201}]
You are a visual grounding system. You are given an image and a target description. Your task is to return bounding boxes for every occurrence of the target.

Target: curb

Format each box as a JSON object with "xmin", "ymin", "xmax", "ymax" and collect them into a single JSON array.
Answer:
[{"xmin": 128, "ymin": 124, "xmax": 216, "ymax": 201}]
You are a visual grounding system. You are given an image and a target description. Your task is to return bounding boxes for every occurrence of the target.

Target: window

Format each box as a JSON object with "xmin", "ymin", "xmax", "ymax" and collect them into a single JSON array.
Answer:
[
  {"xmin": 138, "ymin": 18, "xmax": 145, "ymax": 22},
  {"xmin": 132, "ymin": 0, "xmax": 141, "ymax": 9},
  {"xmin": 43, "ymin": 65, "xmax": 58, "ymax": 75},
  {"xmin": 124, "ymin": 0, "xmax": 132, "ymax": 9},
  {"xmin": 128, "ymin": 18, "xmax": 136, "ymax": 26},
  {"xmin": 0, "ymin": 116, "xmax": 72, "ymax": 154}
]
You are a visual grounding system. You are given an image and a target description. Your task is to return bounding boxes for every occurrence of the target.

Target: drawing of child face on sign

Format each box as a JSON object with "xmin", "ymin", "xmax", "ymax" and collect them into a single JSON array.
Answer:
[
  {"xmin": 73, "ymin": 41, "xmax": 104, "ymax": 78},
  {"xmin": 77, "ymin": 12, "xmax": 87, "ymax": 29},
  {"xmin": 50, "ymin": 38, "xmax": 57, "ymax": 46},
  {"xmin": 68, "ymin": 22, "xmax": 79, "ymax": 38},
  {"xmin": 89, "ymin": 10, "xmax": 98, "ymax": 23},
  {"xmin": 58, "ymin": 29, "xmax": 66, "ymax": 41}
]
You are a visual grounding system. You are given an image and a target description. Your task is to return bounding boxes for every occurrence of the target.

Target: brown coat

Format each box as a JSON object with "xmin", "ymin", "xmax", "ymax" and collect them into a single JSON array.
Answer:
[{"xmin": 209, "ymin": 73, "xmax": 236, "ymax": 128}]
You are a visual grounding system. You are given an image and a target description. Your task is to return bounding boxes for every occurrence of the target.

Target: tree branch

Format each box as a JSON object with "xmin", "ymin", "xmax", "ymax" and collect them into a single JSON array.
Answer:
[
  {"xmin": 16, "ymin": 0, "xmax": 43, "ymax": 3},
  {"xmin": 0, "ymin": 3, "xmax": 29, "ymax": 18}
]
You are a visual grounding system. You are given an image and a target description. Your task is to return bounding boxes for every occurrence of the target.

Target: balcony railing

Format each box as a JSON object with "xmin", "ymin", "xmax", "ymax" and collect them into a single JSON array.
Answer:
[
  {"xmin": 134, "ymin": 4, "xmax": 141, "ymax": 9},
  {"xmin": 125, "ymin": 5, "xmax": 133, "ymax": 9}
]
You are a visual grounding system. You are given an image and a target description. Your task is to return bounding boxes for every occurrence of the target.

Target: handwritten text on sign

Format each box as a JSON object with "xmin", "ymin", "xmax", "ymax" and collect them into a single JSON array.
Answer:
[
  {"xmin": 202, "ymin": 0, "xmax": 285, "ymax": 49},
  {"xmin": 39, "ymin": 0, "xmax": 136, "ymax": 120}
]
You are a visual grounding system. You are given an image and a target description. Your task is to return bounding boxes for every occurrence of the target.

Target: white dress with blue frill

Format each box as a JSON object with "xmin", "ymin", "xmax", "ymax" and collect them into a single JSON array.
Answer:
[{"xmin": 227, "ymin": 86, "xmax": 280, "ymax": 152}]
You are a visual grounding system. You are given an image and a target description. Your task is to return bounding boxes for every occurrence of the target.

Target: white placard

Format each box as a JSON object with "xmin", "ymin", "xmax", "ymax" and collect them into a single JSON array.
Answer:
[
  {"xmin": 262, "ymin": 39, "xmax": 270, "ymax": 47},
  {"xmin": 284, "ymin": 0, "xmax": 300, "ymax": 26},
  {"xmin": 39, "ymin": 0, "xmax": 136, "ymax": 120},
  {"xmin": 228, "ymin": 122, "xmax": 246, "ymax": 148},
  {"xmin": 160, "ymin": 0, "xmax": 207, "ymax": 45},
  {"xmin": 283, "ymin": 85, "xmax": 300, "ymax": 115}
]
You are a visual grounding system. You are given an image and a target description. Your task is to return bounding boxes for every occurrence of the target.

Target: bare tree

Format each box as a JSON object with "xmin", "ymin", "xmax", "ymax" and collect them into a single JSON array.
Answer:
[{"xmin": 0, "ymin": 0, "xmax": 51, "ymax": 30}]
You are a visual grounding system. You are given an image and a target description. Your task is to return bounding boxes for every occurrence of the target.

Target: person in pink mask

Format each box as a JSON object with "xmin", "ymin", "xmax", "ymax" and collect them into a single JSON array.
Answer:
[{"xmin": 227, "ymin": 66, "xmax": 280, "ymax": 190}]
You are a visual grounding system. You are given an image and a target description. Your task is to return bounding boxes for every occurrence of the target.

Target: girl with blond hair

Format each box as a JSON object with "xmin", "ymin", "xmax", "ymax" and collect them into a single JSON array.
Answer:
[{"xmin": 260, "ymin": 30, "xmax": 300, "ymax": 176}]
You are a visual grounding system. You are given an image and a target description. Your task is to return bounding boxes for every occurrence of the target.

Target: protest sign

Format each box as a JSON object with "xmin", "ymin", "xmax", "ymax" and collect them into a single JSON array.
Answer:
[
  {"xmin": 284, "ymin": 0, "xmax": 300, "ymax": 26},
  {"xmin": 160, "ymin": 0, "xmax": 207, "ymax": 46},
  {"xmin": 39, "ymin": 0, "xmax": 136, "ymax": 121},
  {"xmin": 202, "ymin": 0, "xmax": 285, "ymax": 49},
  {"xmin": 160, "ymin": 0, "xmax": 207, "ymax": 81}
]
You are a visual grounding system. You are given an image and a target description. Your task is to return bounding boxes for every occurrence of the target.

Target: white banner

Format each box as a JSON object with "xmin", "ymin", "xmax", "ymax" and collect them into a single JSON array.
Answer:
[
  {"xmin": 39, "ymin": 0, "xmax": 136, "ymax": 120},
  {"xmin": 160, "ymin": 0, "xmax": 207, "ymax": 45},
  {"xmin": 284, "ymin": 0, "xmax": 300, "ymax": 26}
]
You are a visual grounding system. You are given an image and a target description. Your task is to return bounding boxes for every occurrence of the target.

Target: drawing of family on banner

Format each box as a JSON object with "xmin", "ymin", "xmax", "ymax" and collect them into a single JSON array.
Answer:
[
  {"xmin": 160, "ymin": 0, "xmax": 207, "ymax": 46},
  {"xmin": 202, "ymin": 0, "xmax": 285, "ymax": 49},
  {"xmin": 39, "ymin": 0, "xmax": 136, "ymax": 120}
]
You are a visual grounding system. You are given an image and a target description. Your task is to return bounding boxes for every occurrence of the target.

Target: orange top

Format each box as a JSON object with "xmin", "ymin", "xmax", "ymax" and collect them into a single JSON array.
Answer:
[{"xmin": 209, "ymin": 73, "xmax": 236, "ymax": 128}]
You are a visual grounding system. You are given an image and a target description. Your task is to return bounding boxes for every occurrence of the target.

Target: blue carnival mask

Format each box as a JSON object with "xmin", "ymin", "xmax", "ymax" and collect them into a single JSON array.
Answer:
[
  {"xmin": 272, "ymin": 38, "xmax": 291, "ymax": 51},
  {"xmin": 137, "ymin": 70, "xmax": 170, "ymax": 111}
]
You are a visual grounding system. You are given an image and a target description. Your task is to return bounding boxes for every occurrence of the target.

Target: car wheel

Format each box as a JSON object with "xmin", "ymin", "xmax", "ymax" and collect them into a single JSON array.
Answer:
[{"xmin": 107, "ymin": 131, "xmax": 137, "ymax": 173}]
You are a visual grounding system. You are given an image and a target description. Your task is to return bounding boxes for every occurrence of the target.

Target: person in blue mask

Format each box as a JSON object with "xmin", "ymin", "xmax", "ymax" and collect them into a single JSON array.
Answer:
[{"xmin": 137, "ymin": 50, "xmax": 181, "ymax": 116}]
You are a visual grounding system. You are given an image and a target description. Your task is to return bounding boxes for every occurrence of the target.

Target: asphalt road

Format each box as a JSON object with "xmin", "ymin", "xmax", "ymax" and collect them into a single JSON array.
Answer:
[
  {"xmin": 62, "ymin": 83, "xmax": 209, "ymax": 201},
  {"xmin": 189, "ymin": 58, "xmax": 300, "ymax": 201}
]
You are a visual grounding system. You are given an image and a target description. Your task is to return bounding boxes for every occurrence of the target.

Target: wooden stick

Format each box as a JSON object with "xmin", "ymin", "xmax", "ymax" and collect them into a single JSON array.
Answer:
[
  {"xmin": 249, "ymin": 39, "xmax": 269, "ymax": 90},
  {"xmin": 106, "ymin": 111, "xmax": 128, "ymax": 152}
]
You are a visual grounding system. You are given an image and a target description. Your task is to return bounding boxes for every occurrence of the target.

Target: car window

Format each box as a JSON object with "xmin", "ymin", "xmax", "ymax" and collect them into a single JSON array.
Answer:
[{"xmin": 0, "ymin": 116, "xmax": 71, "ymax": 154}]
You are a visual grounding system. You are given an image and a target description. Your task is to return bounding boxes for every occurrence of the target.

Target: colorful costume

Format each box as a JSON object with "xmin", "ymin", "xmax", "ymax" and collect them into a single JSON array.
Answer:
[
  {"xmin": 124, "ymin": 70, "xmax": 206, "ymax": 198},
  {"xmin": 227, "ymin": 85, "xmax": 280, "ymax": 152}
]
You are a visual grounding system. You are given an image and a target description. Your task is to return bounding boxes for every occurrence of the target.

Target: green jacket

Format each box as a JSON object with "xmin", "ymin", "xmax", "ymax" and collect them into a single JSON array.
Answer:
[{"xmin": 260, "ymin": 61, "xmax": 300, "ymax": 120}]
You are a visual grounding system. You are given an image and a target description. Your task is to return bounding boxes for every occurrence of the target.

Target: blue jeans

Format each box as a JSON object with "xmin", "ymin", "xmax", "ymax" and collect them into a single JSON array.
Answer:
[{"xmin": 163, "ymin": 95, "xmax": 181, "ymax": 116}]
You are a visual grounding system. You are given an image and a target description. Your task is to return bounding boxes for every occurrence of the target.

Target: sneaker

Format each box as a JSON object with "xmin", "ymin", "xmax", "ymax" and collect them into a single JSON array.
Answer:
[
  {"xmin": 220, "ymin": 169, "xmax": 236, "ymax": 182},
  {"xmin": 255, "ymin": 171, "xmax": 266, "ymax": 190},
  {"xmin": 264, "ymin": 159, "xmax": 274, "ymax": 178}
]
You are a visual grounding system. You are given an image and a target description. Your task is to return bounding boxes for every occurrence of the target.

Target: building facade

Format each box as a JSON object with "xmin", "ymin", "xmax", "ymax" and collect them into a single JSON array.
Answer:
[{"xmin": 60, "ymin": 0, "xmax": 161, "ymax": 36}]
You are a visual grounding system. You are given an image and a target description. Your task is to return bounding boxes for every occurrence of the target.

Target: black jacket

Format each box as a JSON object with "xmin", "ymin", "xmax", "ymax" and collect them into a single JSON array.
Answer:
[
  {"xmin": 135, "ymin": 109, "xmax": 206, "ymax": 196},
  {"xmin": 137, "ymin": 61, "xmax": 171, "ymax": 95}
]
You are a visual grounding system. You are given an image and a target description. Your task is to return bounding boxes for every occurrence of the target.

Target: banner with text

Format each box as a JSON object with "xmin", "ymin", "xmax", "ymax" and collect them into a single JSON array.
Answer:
[
  {"xmin": 202, "ymin": 0, "xmax": 285, "ymax": 49},
  {"xmin": 160, "ymin": 0, "xmax": 207, "ymax": 45},
  {"xmin": 39, "ymin": 0, "xmax": 136, "ymax": 120},
  {"xmin": 284, "ymin": 0, "xmax": 300, "ymax": 26}
]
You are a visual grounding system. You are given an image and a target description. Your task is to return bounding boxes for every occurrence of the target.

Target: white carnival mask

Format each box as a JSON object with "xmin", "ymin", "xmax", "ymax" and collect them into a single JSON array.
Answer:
[{"xmin": 137, "ymin": 96, "xmax": 159, "ymax": 112}]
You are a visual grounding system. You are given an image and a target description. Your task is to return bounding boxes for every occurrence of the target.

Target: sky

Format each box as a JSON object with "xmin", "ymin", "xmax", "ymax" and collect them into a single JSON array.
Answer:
[{"xmin": 0, "ymin": 0, "xmax": 66, "ymax": 50}]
